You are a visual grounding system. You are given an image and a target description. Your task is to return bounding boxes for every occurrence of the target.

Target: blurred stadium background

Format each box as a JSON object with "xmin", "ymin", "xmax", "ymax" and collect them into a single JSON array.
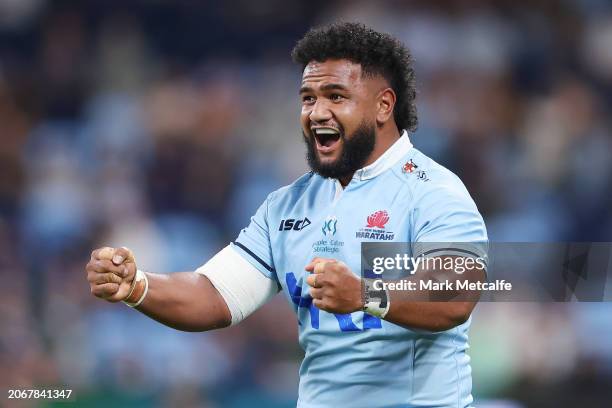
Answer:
[{"xmin": 1, "ymin": 0, "xmax": 612, "ymax": 407}]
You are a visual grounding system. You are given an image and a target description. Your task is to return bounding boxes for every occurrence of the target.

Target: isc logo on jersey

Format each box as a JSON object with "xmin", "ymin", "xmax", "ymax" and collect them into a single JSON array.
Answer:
[{"xmin": 278, "ymin": 217, "xmax": 311, "ymax": 231}]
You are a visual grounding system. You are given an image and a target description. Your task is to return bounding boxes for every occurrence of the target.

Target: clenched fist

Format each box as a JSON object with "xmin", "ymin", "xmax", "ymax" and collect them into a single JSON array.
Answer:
[
  {"xmin": 86, "ymin": 246, "xmax": 137, "ymax": 302},
  {"xmin": 305, "ymin": 258, "xmax": 363, "ymax": 314}
]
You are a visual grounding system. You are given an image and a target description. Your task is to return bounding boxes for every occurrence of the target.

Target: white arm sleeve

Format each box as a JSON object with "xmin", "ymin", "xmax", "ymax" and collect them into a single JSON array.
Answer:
[{"xmin": 195, "ymin": 245, "xmax": 279, "ymax": 325}]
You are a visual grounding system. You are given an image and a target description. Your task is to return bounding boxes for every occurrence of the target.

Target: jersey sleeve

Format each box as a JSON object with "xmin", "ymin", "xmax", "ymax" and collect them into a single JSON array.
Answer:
[
  {"xmin": 231, "ymin": 195, "xmax": 278, "ymax": 282},
  {"xmin": 411, "ymin": 179, "xmax": 488, "ymax": 261}
]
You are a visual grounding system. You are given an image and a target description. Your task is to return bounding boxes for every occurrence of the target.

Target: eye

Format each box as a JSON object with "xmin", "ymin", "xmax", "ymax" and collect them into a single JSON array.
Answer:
[
  {"xmin": 330, "ymin": 93, "xmax": 345, "ymax": 102},
  {"xmin": 302, "ymin": 95, "xmax": 315, "ymax": 104}
]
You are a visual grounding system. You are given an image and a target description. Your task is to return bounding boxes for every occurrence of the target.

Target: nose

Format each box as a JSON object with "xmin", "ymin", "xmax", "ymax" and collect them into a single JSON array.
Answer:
[{"xmin": 309, "ymin": 99, "xmax": 333, "ymax": 124}]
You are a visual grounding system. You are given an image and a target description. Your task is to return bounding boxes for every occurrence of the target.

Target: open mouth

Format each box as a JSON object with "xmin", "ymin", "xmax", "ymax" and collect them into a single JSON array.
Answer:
[{"xmin": 312, "ymin": 127, "xmax": 341, "ymax": 151}]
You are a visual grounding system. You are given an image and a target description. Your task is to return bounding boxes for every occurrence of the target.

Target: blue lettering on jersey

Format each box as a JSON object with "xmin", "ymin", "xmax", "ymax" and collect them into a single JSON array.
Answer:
[
  {"xmin": 286, "ymin": 272, "xmax": 381, "ymax": 331},
  {"xmin": 286, "ymin": 271, "xmax": 319, "ymax": 328}
]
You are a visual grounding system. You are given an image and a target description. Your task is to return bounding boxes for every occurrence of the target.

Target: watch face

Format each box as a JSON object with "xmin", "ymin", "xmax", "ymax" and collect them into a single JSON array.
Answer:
[
  {"xmin": 362, "ymin": 279, "xmax": 373, "ymax": 309},
  {"xmin": 362, "ymin": 278, "xmax": 389, "ymax": 318},
  {"xmin": 363, "ymin": 278, "xmax": 387, "ymax": 307}
]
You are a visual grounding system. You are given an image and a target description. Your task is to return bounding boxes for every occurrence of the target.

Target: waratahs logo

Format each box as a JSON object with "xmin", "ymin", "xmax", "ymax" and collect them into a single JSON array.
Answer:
[
  {"xmin": 366, "ymin": 210, "xmax": 389, "ymax": 229},
  {"xmin": 356, "ymin": 210, "xmax": 394, "ymax": 240}
]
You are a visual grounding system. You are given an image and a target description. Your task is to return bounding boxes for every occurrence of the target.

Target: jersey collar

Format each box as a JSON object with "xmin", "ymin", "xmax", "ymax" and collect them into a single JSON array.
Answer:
[{"xmin": 352, "ymin": 130, "xmax": 413, "ymax": 181}]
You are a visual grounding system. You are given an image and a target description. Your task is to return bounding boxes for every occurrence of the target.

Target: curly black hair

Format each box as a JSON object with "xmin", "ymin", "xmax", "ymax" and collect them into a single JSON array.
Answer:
[{"xmin": 292, "ymin": 22, "xmax": 417, "ymax": 132}]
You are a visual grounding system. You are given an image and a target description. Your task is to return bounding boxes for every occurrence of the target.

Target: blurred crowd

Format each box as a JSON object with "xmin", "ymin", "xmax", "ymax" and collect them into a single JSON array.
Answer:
[{"xmin": 1, "ymin": 0, "xmax": 612, "ymax": 407}]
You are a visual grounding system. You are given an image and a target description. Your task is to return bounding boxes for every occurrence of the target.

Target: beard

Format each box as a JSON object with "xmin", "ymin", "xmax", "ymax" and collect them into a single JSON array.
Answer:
[{"xmin": 303, "ymin": 120, "xmax": 376, "ymax": 180}]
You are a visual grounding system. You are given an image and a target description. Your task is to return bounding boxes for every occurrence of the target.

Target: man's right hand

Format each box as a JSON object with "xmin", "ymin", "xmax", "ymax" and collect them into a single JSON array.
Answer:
[{"xmin": 86, "ymin": 246, "xmax": 137, "ymax": 302}]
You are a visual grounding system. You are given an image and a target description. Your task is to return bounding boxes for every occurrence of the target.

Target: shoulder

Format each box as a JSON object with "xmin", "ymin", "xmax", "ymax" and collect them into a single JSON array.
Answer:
[
  {"xmin": 390, "ymin": 148, "xmax": 476, "ymax": 207},
  {"xmin": 396, "ymin": 149, "xmax": 487, "ymax": 242},
  {"xmin": 264, "ymin": 171, "xmax": 323, "ymax": 206}
]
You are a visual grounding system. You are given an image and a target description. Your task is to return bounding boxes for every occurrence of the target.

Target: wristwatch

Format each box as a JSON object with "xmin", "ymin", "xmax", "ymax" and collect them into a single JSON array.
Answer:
[{"xmin": 362, "ymin": 278, "xmax": 390, "ymax": 318}]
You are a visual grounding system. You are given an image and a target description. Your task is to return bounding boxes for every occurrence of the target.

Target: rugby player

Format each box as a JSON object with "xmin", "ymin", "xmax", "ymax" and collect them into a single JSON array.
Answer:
[{"xmin": 86, "ymin": 22, "xmax": 487, "ymax": 407}]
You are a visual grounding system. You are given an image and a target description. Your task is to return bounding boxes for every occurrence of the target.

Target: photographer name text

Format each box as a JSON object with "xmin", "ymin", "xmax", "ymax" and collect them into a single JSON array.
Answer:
[{"xmin": 372, "ymin": 279, "xmax": 511, "ymax": 291}]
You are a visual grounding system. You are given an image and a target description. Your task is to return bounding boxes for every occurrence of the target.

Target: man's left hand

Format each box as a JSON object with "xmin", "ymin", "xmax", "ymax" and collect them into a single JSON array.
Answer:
[{"xmin": 305, "ymin": 258, "xmax": 363, "ymax": 314}]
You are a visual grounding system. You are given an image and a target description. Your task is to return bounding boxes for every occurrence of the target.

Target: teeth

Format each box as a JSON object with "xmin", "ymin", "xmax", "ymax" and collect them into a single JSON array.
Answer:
[{"xmin": 314, "ymin": 128, "xmax": 339, "ymax": 135}]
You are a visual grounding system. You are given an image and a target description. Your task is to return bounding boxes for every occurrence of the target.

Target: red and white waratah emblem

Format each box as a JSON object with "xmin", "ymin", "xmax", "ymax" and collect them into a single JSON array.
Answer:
[{"xmin": 366, "ymin": 210, "xmax": 389, "ymax": 229}]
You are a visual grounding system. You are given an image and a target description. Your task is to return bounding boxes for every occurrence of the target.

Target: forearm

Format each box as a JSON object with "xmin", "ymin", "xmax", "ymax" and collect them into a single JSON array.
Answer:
[
  {"xmin": 305, "ymin": 257, "xmax": 480, "ymax": 331},
  {"xmin": 368, "ymin": 256, "xmax": 484, "ymax": 331},
  {"xmin": 383, "ymin": 300, "xmax": 475, "ymax": 332},
  {"xmin": 134, "ymin": 272, "xmax": 232, "ymax": 332}
]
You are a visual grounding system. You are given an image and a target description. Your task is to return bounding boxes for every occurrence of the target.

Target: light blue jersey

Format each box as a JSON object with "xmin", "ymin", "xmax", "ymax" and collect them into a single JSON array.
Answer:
[{"xmin": 232, "ymin": 132, "xmax": 487, "ymax": 408}]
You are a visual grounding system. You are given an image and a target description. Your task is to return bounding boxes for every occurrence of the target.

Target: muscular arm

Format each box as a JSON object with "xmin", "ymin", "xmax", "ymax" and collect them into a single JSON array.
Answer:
[
  {"xmin": 86, "ymin": 245, "xmax": 275, "ymax": 332},
  {"xmin": 383, "ymin": 297, "xmax": 478, "ymax": 332},
  {"xmin": 305, "ymin": 255, "xmax": 484, "ymax": 332},
  {"xmin": 135, "ymin": 272, "xmax": 231, "ymax": 332},
  {"xmin": 375, "ymin": 256, "xmax": 485, "ymax": 331}
]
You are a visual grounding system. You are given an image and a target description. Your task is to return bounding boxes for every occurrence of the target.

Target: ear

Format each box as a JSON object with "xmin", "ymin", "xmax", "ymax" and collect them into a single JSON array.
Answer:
[{"xmin": 376, "ymin": 88, "xmax": 396, "ymax": 126}]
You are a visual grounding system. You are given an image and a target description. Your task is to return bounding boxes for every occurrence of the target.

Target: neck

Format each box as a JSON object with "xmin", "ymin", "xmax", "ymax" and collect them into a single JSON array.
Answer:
[
  {"xmin": 338, "ymin": 175, "xmax": 352, "ymax": 187},
  {"xmin": 338, "ymin": 125, "xmax": 401, "ymax": 187}
]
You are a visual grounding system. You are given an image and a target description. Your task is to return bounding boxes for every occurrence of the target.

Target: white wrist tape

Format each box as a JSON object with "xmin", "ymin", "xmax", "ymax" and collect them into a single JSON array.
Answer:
[
  {"xmin": 195, "ymin": 245, "xmax": 278, "ymax": 325},
  {"xmin": 123, "ymin": 269, "xmax": 148, "ymax": 308}
]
